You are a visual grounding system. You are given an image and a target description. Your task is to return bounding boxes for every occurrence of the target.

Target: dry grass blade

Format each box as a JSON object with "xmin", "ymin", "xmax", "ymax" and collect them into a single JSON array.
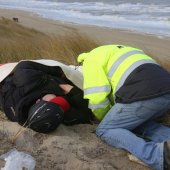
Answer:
[
  {"xmin": 11, "ymin": 126, "xmax": 28, "ymax": 144},
  {"xmin": 11, "ymin": 121, "xmax": 28, "ymax": 144}
]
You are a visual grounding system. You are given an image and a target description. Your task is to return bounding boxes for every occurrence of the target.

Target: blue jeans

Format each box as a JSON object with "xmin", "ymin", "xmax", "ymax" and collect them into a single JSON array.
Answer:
[{"xmin": 96, "ymin": 94, "xmax": 170, "ymax": 170}]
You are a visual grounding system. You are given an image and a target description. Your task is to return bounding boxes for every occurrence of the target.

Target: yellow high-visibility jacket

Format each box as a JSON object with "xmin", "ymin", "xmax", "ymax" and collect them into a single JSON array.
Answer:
[{"xmin": 77, "ymin": 45, "xmax": 156, "ymax": 121}]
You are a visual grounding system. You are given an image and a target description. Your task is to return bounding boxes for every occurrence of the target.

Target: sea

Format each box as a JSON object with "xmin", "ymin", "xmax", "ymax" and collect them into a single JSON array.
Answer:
[{"xmin": 0, "ymin": 0, "xmax": 170, "ymax": 37}]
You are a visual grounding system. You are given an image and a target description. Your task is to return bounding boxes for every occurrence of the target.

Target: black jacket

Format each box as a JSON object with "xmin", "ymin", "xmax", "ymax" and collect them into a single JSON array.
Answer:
[
  {"xmin": 0, "ymin": 61, "xmax": 93, "ymax": 125},
  {"xmin": 116, "ymin": 63, "xmax": 170, "ymax": 103}
]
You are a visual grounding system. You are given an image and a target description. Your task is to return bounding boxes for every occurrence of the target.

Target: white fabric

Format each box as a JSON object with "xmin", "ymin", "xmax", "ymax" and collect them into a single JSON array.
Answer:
[{"xmin": 0, "ymin": 59, "xmax": 83, "ymax": 89}]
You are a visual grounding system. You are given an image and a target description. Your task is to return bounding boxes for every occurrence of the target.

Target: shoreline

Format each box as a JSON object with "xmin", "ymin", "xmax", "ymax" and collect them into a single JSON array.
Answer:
[
  {"xmin": 1, "ymin": 7, "xmax": 170, "ymax": 39},
  {"xmin": 1, "ymin": 8, "xmax": 170, "ymax": 38},
  {"xmin": 0, "ymin": 8, "xmax": 170, "ymax": 70}
]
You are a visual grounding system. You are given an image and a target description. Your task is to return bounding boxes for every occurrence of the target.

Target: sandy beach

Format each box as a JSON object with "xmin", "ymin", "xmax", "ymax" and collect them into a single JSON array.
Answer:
[{"xmin": 0, "ymin": 8, "xmax": 170, "ymax": 170}]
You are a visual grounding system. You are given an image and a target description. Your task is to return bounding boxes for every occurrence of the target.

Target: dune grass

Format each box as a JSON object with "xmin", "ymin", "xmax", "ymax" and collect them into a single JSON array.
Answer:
[
  {"xmin": 0, "ymin": 17, "xmax": 170, "ymax": 71},
  {"xmin": 0, "ymin": 17, "xmax": 98, "ymax": 65}
]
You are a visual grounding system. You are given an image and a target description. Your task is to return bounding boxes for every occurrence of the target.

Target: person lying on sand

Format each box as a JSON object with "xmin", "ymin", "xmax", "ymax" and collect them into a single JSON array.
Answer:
[
  {"xmin": 0, "ymin": 60, "xmax": 94, "ymax": 133},
  {"xmin": 77, "ymin": 44, "xmax": 170, "ymax": 170}
]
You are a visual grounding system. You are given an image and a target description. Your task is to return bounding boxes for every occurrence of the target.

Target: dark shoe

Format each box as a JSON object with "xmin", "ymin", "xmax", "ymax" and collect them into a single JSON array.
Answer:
[{"xmin": 164, "ymin": 141, "xmax": 170, "ymax": 170}]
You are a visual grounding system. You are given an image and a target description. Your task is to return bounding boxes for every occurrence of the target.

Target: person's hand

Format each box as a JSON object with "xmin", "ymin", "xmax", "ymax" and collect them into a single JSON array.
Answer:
[
  {"xmin": 42, "ymin": 94, "xmax": 56, "ymax": 101},
  {"xmin": 59, "ymin": 84, "xmax": 73, "ymax": 94},
  {"xmin": 36, "ymin": 94, "xmax": 56, "ymax": 103}
]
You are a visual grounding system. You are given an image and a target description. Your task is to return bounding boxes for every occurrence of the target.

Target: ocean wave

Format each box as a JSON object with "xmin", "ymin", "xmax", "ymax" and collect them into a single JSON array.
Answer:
[{"xmin": 0, "ymin": 0, "xmax": 170, "ymax": 36}]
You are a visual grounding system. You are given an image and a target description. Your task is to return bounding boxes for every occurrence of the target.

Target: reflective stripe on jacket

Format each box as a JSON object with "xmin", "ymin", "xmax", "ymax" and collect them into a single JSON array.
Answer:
[{"xmin": 77, "ymin": 45, "xmax": 157, "ymax": 121}]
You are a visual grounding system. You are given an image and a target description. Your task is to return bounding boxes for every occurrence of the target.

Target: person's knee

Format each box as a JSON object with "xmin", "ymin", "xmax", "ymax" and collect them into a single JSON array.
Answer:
[{"xmin": 96, "ymin": 127, "xmax": 105, "ymax": 137}]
